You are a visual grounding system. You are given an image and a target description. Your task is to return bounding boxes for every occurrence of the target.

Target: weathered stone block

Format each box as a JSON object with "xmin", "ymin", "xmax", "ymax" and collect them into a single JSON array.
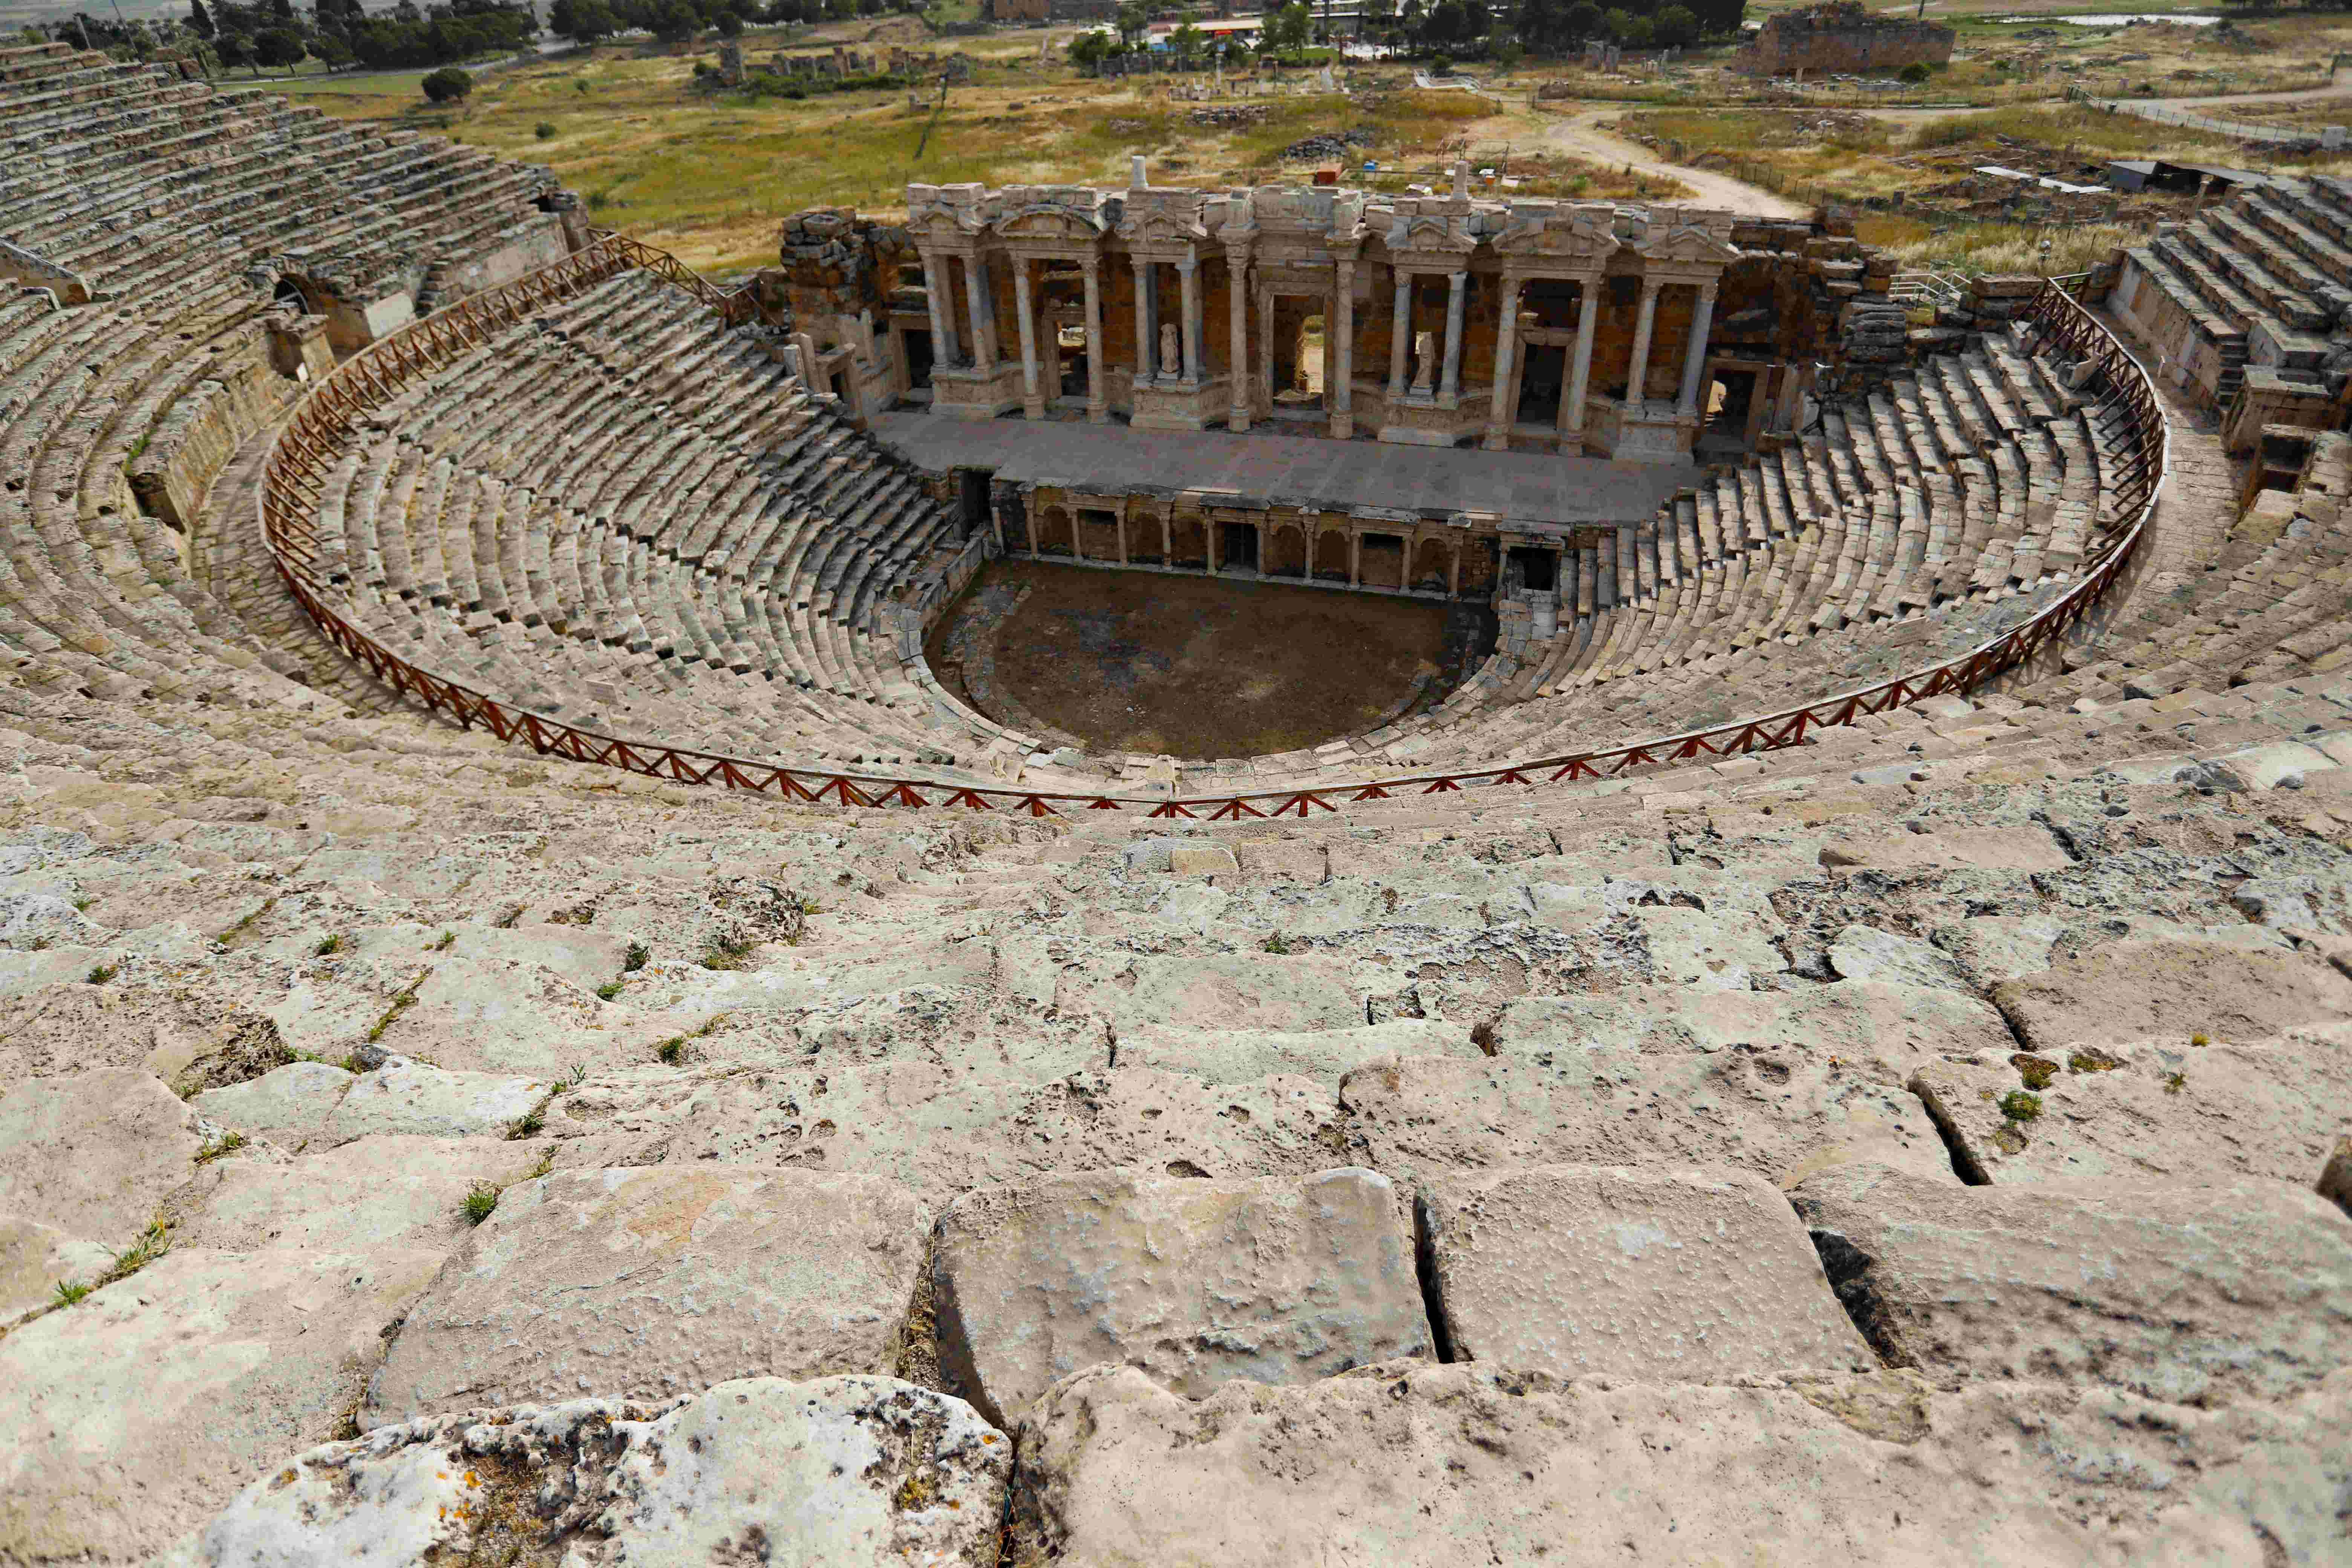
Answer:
[
  {"xmin": 164, "ymin": 1377, "xmax": 1011, "ymax": 1568},
  {"xmin": 365, "ymin": 1167, "xmax": 929, "ymax": 1425},
  {"xmin": 1791, "ymin": 1162, "xmax": 2352, "ymax": 1403},
  {"xmin": 932, "ymin": 1165, "xmax": 1429, "ymax": 1426},
  {"xmin": 1418, "ymin": 1164, "xmax": 1873, "ymax": 1379},
  {"xmin": 0, "ymin": 1067, "xmax": 201, "ymax": 1242}
]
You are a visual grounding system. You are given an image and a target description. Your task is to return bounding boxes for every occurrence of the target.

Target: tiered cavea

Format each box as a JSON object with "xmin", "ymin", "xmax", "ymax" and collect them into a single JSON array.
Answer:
[{"xmin": 3, "ymin": 37, "xmax": 2351, "ymax": 1568}]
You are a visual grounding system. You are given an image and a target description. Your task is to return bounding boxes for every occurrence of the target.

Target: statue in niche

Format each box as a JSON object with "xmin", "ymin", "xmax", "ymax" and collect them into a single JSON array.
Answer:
[
  {"xmin": 1160, "ymin": 322, "xmax": 1182, "ymax": 381},
  {"xmin": 1410, "ymin": 329, "xmax": 1437, "ymax": 395}
]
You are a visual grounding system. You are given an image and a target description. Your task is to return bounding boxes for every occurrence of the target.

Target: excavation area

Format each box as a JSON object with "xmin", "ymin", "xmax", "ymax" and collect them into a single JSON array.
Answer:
[{"xmin": 927, "ymin": 559, "xmax": 1481, "ymax": 761}]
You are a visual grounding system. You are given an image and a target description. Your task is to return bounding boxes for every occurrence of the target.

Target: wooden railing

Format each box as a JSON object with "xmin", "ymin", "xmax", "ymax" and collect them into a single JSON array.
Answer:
[{"xmin": 258, "ymin": 247, "xmax": 2168, "ymax": 819}]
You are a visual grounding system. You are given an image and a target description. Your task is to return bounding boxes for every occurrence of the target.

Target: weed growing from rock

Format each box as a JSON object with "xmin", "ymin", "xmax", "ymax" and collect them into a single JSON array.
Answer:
[
  {"xmin": 506, "ymin": 1106, "xmax": 546, "ymax": 1140},
  {"xmin": 700, "ymin": 933, "xmax": 758, "ymax": 971},
  {"xmin": 85, "ymin": 963, "xmax": 116, "ymax": 985},
  {"xmin": 2067, "ymin": 1048, "xmax": 2123, "ymax": 1074},
  {"xmin": 595, "ymin": 979, "xmax": 625, "ymax": 1001},
  {"xmin": 461, "ymin": 1182, "xmax": 501, "ymax": 1225},
  {"xmin": 2165, "ymin": 1072, "xmax": 2188, "ymax": 1095},
  {"xmin": 1998, "ymin": 1090, "xmax": 2042, "ymax": 1122},
  {"xmin": 367, "ymin": 969, "xmax": 430, "ymax": 1044},
  {"xmin": 657, "ymin": 1035, "xmax": 688, "ymax": 1065},
  {"xmin": 429, "ymin": 929, "xmax": 456, "ymax": 951},
  {"xmin": 2011, "ymin": 1054, "xmax": 2057, "ymax": 1090},
  {"xmin": 2190, "ymin": 1032, "xmax": 2211, "ymax": 1047},
  {"xmin": 623, "ymin": 941, "xmax": 651, "ymax": 972},
  {"xmin": 193, "ymin": 1131, "xmax": 247, "ymax": 1165},
  {"xmin": 52, "ymin": 1279, "xmax": 91, "ymax": 1307},
  {"xmin": 1260, "ymin": 933, "xmax": 1293, "ymax": 955}
]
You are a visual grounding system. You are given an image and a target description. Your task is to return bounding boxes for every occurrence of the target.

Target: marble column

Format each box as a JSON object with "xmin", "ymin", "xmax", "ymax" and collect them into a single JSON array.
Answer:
[
  {"xmin": 1330, "ymin": 257, "xmax": 1356, "ymax": 439},
  {"xmin": 1484, "ymin": 271, "xmax": 1522, "ymax": 451},
  {"xmin": 1012, "ymin": 259, "xmax": 1043, "ymax": 418},
  {"xmin": 1133, "ymin": 256, "xmax": 1156, "ymax": 383},
  {"xmin": 1081, "ymin": 257, "xmax": 1107, "ymax": 424},
  {"xmin": 1438, "ymin": 269, "xmax": 1468, "ymax": 406},
  {"xmin": 1349, "ymin": 530, "xmax": 1361, "ymax": 586},
  {"xmin": 1563, "ymin": 276, "xmax": 1600, "ymax": 446},
  {"xmin": 1678, "ymin": 282, "xmax": 1718, "ymax": 419},
  {"xmin": 1257, "ymin": 283, "xmax": 1276, "ymax": 411},
  {"xmin": 1226, "ymin": 249, "xmax": 1252, "ymax": 430},
  {"xmin": 922, "ymin": 251, "xmax": 960, "ymax": 368},
  {"xmin": 1386, "ymin": 268, "xmax": 1413, "ymax": 402},
  {"xmin": 965, "ymin": 255, "xmax": 997, "ymax": 375},
  {"xmin": 1178, "ymin": 255, "xmax": 1202, "ymax": 384},
  {"xmin": 1625, "ymin": 277, "xmax": 1663, "ymax": 409}
]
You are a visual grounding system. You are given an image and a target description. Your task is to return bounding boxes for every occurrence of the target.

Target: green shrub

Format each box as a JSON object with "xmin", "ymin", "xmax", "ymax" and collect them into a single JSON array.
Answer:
[
  {"xmin": 1898, "ymin": 62, "xmax": 1930, "ymax": 85},
  {"xmin": 1998, "ymin": 1090, "xmax": 2042, "ymax": 1122},
  {"xmin": 421, "ymin": 66, "xmax": 473, "ymax": 103},
  {"xmin": 461, "ymin": 1182, "xmax": 500, "ymax": 1225},
  {"xmin": 623, "ymin": 940, "xmax": 651, "ymax": 972},
  {"xmin": 595, "ymin": 978, "xmax": 625, "ymax": 1001},
  {"xmin": 534, "ymin": 120, "xmax": 558, "ymax": 139},
  {"xmin": 86, "ymin": 963, "xmax": 117, "ymax": 985}
]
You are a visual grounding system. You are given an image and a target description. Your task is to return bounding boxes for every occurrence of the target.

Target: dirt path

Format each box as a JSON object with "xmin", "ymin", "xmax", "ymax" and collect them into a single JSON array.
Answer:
[{"xmin": 1532, "ymin": 106, "xmax": 1813, "ymax": 217}]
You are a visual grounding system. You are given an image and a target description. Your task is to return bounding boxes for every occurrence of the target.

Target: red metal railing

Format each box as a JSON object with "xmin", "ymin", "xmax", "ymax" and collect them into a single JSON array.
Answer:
[{"xmin": 257, "ymin": 242, "xmax": 2167, "ymax": 819}]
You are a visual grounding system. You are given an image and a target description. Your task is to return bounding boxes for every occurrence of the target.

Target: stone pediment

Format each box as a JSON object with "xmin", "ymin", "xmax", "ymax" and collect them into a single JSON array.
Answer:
[
  {"xmin": 996, "ymin": 204, "xmax": 1109, "ymax": 245},
  {"xmin": 1634, "ymin": 214, "xmax": 1741, "ymax": 267},
  {"xmin": 1490, "ymin": 205, "xmax": 1620, "ymax": 266},
  {"xmin": 1383, "ymin": 213, "xmax": 1476, "ymax": 257}
]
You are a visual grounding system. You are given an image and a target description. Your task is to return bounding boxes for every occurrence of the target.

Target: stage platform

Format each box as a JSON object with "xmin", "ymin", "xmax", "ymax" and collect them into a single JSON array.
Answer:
[{"xmin": 870, "ymin": 413, "xmax": 1696, "ymax": 531}]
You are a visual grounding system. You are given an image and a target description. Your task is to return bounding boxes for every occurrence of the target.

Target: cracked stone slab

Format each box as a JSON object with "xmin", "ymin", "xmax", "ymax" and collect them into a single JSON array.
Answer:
[
  {"xmin": 1341, "ymin": 1046, "xmax": 1958, "ymax": 1191},
  {"xmin": 1910, "ymin": 1039, "xmax": 2352, "ymax": 1188},
  {"xmin": 1790, "ymin": 1162, "xmax": 2352, "ymax": 1404},
  {"xmin": 161, "ymin": 1376, "xmax": 1011, "ymax": 1568},
  {"xmin": 0, "ymin": 1067, "xmax": 202, "ymax": 1241},
  {"xmin": 0, "ymin": 1246, "xmax": 442, "ymax": 1562},
  {"xmin": 1009, "ymin": 1361, "xmax": 2352, "ymax": 1566},
  {"xmin": 167, "ymin": 1134, "xmax": 554, "ymax": 1255},
  {"xmin": 1991, "ymin": 937, "xmax": 2352, "ymax": 1053},
  {"xmin": 0, "ymin": 1213, "xmax": 113, "ymax": 1320},
  {"xmin": 320, "ymin": 1056, "xmax": 550, "ymax": 1145},
  {"xmin": 1417, "ymin": 1164, "xmax": 1874, "ymax": 1380},
  {"xmin": 188, "ymin": 1061, "xmax": 355, "ymax": 1146},
  {"xmin": 931, "ymin": 1165, "xmax": 1429, "ymax": 1427},
  {"xmin": 364, "ymin": 1166, "xmax": 929, "ymax": 1426}
]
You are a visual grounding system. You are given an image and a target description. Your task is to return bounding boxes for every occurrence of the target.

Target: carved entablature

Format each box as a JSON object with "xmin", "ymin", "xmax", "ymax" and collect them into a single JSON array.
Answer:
[
  {"xmin": 906, "ymin": 182, "xmax": 1001, "ymax": 253},
  {"xmin": 993, "ymin": 187, "xmax": 1114, "ymax": 259},
  {"xmin": 1384, "ymin": 198, "xmax": 1479, "ymax": 271},
  {"xmin": 1488, "ymin": 202, "xmax": 1623, "ymax": 276},
  {"xmin": 1630, "ymin": 208, "xmax": 1743, "ymax": 284},
  {"xmin": 1242, "ymin": 186, "xmax": 1367, "ymax": 266},
  {"xmin": 1118, "ymin": 188, "xmax": 1212, "ymax": 262}
]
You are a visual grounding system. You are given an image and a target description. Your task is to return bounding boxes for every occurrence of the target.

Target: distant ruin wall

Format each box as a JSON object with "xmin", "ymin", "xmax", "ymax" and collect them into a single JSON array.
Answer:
[{"xmin": 1733, "ymin": 3, "xmax": 1953, "ymax": 78}]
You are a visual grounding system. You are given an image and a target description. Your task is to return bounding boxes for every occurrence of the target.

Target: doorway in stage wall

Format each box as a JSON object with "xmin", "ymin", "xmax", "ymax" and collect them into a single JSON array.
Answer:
[
  {"xmin": 904, "ymin": 328, "xmax": 935, "ymax": 396},
  {"xmin": 1220, "ymin": 521, "xmax": 1259, "ymax": 571},
  {"xmin": 958, "ymin": 470, "xmax": 992, "ymax": 540},
  {"xmin": 1517, "ymin": 343, "xmax": 1565, "ymax": 427}
]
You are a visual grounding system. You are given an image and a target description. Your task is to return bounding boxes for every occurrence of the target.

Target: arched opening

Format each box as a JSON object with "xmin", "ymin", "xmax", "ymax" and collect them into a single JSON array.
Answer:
[
  {"xmin": 1265, "ymin": 523, "xmax": 1307, "ymax": 579},
  {"xmin": 1169, "ymin": 512, "xmax": 1208, "ymax": 570},
  {"xmin": 1412, "ymin": 538, "xmax": 1451, "ymax": 594},
  {"xmin": 1314, "ymin": 528, "xmax": 1350, "ymax": 584},
  {"xmin": 273, "ymin": 277, "xmax": 309, "ymax": 314},
  {"xmin": 1038, "ymin": 505, "xmax": 1075, "ymax": 558}
]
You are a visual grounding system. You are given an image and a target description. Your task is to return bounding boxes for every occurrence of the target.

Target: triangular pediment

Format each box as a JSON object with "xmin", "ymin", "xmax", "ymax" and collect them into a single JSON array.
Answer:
[
  {"xmin": 997, "ymin": 205, "xmax": 1106, "ymax": 242},
  {"xmin": 1635, "ymin": 223, "xmax": 1740, "ymax": 265}
]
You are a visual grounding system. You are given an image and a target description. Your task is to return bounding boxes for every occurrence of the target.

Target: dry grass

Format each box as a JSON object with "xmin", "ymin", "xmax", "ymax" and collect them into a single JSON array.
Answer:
[{"xmin": 1858, "ymin": 213, "xmax": 2138, "ymax": 276}]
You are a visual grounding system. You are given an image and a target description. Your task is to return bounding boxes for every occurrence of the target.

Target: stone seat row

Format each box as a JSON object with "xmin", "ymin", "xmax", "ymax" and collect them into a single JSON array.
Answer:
[{"xmin": 293, "ymin": 273, "xmax": 1011, "ymax": 767}]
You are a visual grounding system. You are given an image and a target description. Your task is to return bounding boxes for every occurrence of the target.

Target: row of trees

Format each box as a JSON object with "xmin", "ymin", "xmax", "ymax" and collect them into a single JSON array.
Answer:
[
  {"xmin": 1070, "ymin": 0, "xmax": 1743, "ymax": 67},
  {"xmin": 171, "ymin": 0, "xmax": 534, "ymax": 73},
  {"xmin": 544, "ymin": 0, "xmax": 913, "ymax": 47}
]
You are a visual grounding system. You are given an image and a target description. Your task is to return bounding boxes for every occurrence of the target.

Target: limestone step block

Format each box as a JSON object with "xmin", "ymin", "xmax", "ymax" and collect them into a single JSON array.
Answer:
[
  {"xmin": 931, "ymin": 1165, "xmax": 1430, "ymax": 1427},
  {"xmin": 1991, "ymin": 937, "xmax": 2352, "ymax": 1054},
  {"xmin": 1009, "ymin": 1361, "xmax": 2352, "ymax": 1566},
  {"xmin": 1814, "ymin": 821, "xmax": 2071, "ymax": 872},
  {"xmin": 1417, "ymin": 1164, "xmax": 1874, "ymax": 1380},
  {"xmin": 0, "ymin": 1213, "xmax": 111, "ymax": 1320},
  {"xmin": 1910, "ymin": 1041, "xmax": 2352, "ymax": 1189},
  {"xmin": 363, "ymin": 1166, "xmax": 929, "ymax": 1427},
  {"xmin": 187, "ymin": 1059, "xmax": 354, "ymax": 1146},
  {"xmin": 0, "ymin": 1246, "xmax": 443, "ymax": 1563},
  {"xmin": 166, "ymin": 1133, "xmax": 553, "ymax": 1254},
  {"xmin": 319, "ymin": 1055, "xmax": 550, "ymax": 1145},
  {"xmin": 163, "ymin": 1376, "xmax": 1011, "ymax": 1568},
  {"xmin": 1790, "ymin": 1162, "xmax": 2352, "ymax": 1405},
  {"xmin": 0, "ymin": 1066, "xmax": 201, "ymax": 1242}
]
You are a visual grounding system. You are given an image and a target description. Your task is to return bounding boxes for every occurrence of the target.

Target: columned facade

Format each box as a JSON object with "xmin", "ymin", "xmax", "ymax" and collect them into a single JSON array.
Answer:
[{"xmin": 896, "ymin": 174, "xmax": 1749, "ymax": 459}]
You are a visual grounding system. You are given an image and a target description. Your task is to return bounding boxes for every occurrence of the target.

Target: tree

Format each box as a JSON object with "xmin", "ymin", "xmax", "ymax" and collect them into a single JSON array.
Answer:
[
  {"xmin": 1651, "ymin": 2, "xmax": 1695, "ymax": 45},
  {"xmin": 266, "ymin": 0, "xmax": 292, "ymax": 22},
  {"xmin": 188, "ymin": 0, "xmax": 216, "ymax": 38},
  {"xmin": 253, "ymin": 23, "xmax": 305, "ymax": 61},
  {"xmin": 550, "ymin": 0, "xmax": 616, "ymax": 38},
  {"xmin": 1169, "ymin": 19, "xmax": 1203, "ymax": 63},
  {"xmin": 213, "ymin": 29, "xmax": 253, "ymax": 69},
  {"xmin": 1067, "ymin": 26, "xmax": 1112, "ymax": 66},
  {"xmin": 1516, "ymin": 0, "xmax": 1566, "ymax": 54},
  {"xmin": 714, "ymin": 4, "xmax": 742, "ymax": 32},
  {"xmin": 421, "ymin": 61, "xmax": 472, "ymax": 96},
  {"xmin": 1562, "ymin": 0, "xmax": 1599, "ymax": 40},
  {"xmin": 1113, "ymin": 0, "xmax": 1147, "ymax": 47},
  {"xmin": 1257, "ymin": 0, "xmax": 1309, "ymax": 54},
  {"xmin": 646, "ymin": 0, "xmax": 697, "ymax": 39}
]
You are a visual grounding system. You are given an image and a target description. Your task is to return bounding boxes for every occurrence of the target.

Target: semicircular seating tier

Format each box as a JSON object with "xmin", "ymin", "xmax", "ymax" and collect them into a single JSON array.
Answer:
[
  {"xmin": 0, "ymin": 41, "xmax": 567, "ymax": 710},
  {"xmin": 1162, "ymin": 318, "xmax": 2149, "ymax": 799},
  {"xmin": 300, "ymin": 268, "xmax": 1018, "ymax": 770}
]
